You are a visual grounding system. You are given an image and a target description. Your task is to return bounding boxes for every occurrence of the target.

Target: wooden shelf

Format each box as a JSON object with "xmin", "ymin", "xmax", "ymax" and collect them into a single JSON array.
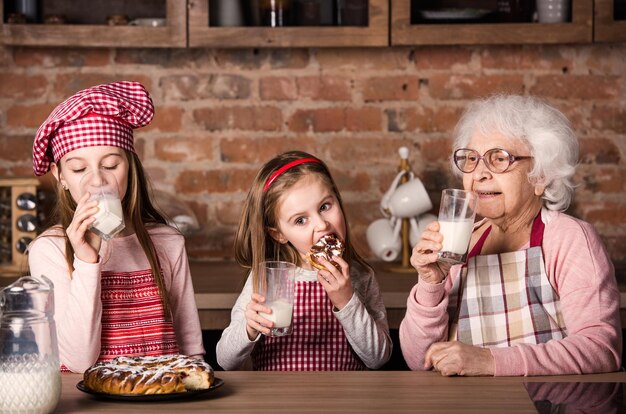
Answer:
[
  {"xmin": 0, "ymin": 0, "xmax": 620, "ymax": 48},
  {"xmin": 0, "ymin": 0, "xmax": 186, "ymax": 48},
  {"xmin": 594, "ymin": 0, "xmax": 626, "ymax": 42},
  {"xmin": 391, "ymin": 0, "xmax": 593, "ymax": 45},
  {"xmin": 188, "ymin": 0, "xmax": 388, "ymax": 48}
]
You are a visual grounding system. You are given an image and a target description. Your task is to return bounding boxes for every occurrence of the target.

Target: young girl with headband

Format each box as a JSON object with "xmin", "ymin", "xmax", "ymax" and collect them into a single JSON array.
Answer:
[
  {"xmin": 216, "ymin": 151, "xmax": 392, "ymax": 370},
  {"xmin": 28, "ymin": 81, "xmax": 204, "ymax": 372}
]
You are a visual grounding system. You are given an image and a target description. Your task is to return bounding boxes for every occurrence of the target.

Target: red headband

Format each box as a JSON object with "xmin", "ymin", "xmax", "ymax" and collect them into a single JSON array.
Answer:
[{"xmin": 263, "ymin": 158, "xmax": 321, "ymax": 192}]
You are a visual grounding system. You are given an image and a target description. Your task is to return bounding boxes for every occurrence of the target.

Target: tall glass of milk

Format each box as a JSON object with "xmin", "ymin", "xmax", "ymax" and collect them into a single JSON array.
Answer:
[
  {"xmin": 437, "ymin": 189, "xmax": 478, "ymax": 265},
  {"xmin": 257, "ymin": 261, "xmax": 296, "ymax": 337},
  {"xmin": 79, "ymin": 171, "xmax": 125, "ymax": 240}
]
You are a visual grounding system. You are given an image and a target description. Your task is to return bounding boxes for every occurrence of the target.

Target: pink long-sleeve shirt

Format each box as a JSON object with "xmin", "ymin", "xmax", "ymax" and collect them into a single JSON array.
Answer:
[
  {"xmin": 400, "ymin": 209, "xmax": 622, "ymax": 376},
  {"xmin": 28, "ymin": 224, "xmax": 205, "ymax": 373}
]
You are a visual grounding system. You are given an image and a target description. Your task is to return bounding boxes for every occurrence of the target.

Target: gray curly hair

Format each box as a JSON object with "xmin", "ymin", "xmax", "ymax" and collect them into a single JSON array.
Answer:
[{"xmin": 452, "ymin": 95, "xmax": 579, "ymax": 212}]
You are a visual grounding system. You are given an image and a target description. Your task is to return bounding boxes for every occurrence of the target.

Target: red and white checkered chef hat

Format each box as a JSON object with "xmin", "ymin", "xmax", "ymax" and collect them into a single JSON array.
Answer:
[{"xmin": 32, "ymin": 81, "xmax": 154, "ymax": 176}]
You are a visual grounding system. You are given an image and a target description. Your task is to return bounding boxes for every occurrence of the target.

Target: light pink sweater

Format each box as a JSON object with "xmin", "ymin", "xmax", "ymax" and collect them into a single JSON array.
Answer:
[
  {"xmin": 28, "ymin": 225, "xmax": 205, "ymax": 373},
  {"xmin": 399, "ymin": 210, "xmax": 622, "ymax": 376}
]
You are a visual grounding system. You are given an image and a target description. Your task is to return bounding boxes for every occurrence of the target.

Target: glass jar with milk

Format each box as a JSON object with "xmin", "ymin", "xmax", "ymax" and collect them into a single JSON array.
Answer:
[
  {"xmin": 437, "ymin": 189, "xmax": 478, "ymax": 265},
  {"xmin": 0, "ymin": 275, "xmax": 61, "ymax": 414},
  {"xmin": 79, "ymin": 170, "xmax": 125, "ymax": 240}
]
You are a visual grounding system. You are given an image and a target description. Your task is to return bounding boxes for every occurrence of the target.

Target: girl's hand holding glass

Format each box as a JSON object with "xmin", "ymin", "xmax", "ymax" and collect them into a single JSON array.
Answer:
[
  {"xmin": 410, "ymin": 221, "xmax": 452, "ymax": 285},
  {"xmin": 65, "ymin": 191, "xmax": 101, "ymax": 264},
  {"xmin": 316, "ymin": 256, "xmax": 353, "ymax": 310},
  {"xmin": 244, "ymin": 292, "xmax": 274, "ymax": 340}
]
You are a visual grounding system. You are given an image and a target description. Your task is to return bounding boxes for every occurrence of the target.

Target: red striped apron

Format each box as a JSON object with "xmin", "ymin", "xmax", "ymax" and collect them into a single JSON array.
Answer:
[
  {"xmin": 447, "ymin": 213, "xmax": 567, "ymax": 347},
  {"xmin": 60, "ymin": 268, "xmax": 178, "ymax": 371},
  {"xmin": 252, "ymin": 280, "xmax": 365, "ymax": 371}
]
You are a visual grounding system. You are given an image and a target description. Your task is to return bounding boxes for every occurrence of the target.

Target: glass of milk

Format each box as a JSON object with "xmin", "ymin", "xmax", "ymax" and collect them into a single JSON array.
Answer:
[
  {"xmin": 79, "ymin": 171, "xmax": 125, "ymax": 240},
  {"xmin": 257, "ymin": 261, "xmax": 296, "ymax": 337},
  {"xmin": 437, "ymin": 189, "xmax": 478, "ymax": 265}
]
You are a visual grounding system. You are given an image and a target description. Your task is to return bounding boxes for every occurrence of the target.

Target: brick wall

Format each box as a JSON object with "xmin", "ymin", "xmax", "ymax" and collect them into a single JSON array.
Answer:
[{"xmin": 1, "ymin": 44, "xmax": 625, "ymax": 277}]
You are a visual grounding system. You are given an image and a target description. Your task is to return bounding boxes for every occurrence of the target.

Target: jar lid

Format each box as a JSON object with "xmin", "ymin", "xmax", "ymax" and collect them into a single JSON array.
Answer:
[{"xmin": 0, "ymin": 275, "xmax": 54, "ymax": 319}]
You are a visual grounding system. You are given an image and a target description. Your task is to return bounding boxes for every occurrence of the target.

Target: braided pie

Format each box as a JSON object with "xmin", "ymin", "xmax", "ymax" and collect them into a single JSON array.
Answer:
[{"xmin": 83, "ymin": 354, "xmax": 214, "ymax": 395}]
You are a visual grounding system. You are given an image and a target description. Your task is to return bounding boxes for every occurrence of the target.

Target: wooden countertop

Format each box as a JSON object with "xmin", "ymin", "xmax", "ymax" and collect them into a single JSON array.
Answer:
[
  {"xmin": 57, "ymin": 371, "xmax": 626, "ymax": 413},
  {"xmin": 189, "ymin": 260, "xmax": 417, "ymax": 309},
  {"xmin": 2, "ymin": 260, "xmax": 626, "ymax": 329}
]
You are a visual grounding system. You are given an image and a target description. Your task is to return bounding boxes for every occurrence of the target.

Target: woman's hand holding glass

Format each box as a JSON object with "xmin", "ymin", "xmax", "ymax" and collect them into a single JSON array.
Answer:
[
  {"xmin": 410, "ymin": 221, "xmax": 452, "ymax": 284},
  {"xmin": 244, "ymin": 293, "xmax": 274, "ymax": 340},
  {"xmin": 65, "ymin": 192, "xmax": 101, "ymax": 264},
  {"xmin": 316, "ymin": 256, "xmax": 353, "ymax": 311}
]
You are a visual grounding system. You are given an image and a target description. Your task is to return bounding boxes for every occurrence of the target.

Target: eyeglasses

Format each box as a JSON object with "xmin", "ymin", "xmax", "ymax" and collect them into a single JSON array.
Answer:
[{"xmin": 453, "ymin": 148, "xmax": 533, "ymax": 174}]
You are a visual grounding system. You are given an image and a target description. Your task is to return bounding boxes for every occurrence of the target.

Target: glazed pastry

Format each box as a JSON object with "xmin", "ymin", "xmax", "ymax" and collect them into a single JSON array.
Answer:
[
  {"xmin": 307, "ymin": 234, "xmax": 344, "ymax": 271},
  {"xmin": 83, "ymin": 354, "xmax": 214, "ymax": 395}
]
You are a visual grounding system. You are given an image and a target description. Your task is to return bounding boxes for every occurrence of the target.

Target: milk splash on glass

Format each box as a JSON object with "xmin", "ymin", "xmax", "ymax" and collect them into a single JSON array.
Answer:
[
  {"xmin": 437, "ymin": 189, "xmax": 478, "ymax": 265},
  {"xmin": 79, "ymin": 170, "xmax": 125, "ymax": 240},
  {"xmin": 257, "ymin": 261, "xmax": 296, "ymax": 337}
]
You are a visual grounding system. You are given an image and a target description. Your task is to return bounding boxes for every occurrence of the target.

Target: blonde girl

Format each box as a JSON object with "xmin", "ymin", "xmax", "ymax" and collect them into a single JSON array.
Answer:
[{"xmin": 217, "ymin": 151, "xmax": 392, "ymax": 370}]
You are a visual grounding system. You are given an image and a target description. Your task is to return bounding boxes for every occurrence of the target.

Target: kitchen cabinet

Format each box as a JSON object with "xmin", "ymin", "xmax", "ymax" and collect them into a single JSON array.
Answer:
[
  {"xmin": 188, "ymin": 0, "xmax": 389, "ymax": 48},
  {"xmin": 391, "ymin": 0, "xmax": 593, "ymax": 45},
  {"xmin": 594, "ymin": 0, "xmax": 626, "ymax": 41},
  {"xmin": 0, "ymin": 0, "xmax": 186, "ymax": 47},
  {"xmin": 1, "ymin": 0, "xmax": 623, "ymax": 48}
]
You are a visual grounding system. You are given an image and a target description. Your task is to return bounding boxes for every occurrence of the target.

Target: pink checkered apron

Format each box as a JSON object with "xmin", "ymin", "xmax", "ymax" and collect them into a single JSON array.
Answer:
[
  {"xmin": 252, "ymin": 280, "xmax": 366, "ymax": 371},
  {"xmin": 447, "ymin": 214, "xmax": 566, "ymax": 347},
  {"xmin": 60, "ymin": 269, "xmax": 179, "ymax": 371}
]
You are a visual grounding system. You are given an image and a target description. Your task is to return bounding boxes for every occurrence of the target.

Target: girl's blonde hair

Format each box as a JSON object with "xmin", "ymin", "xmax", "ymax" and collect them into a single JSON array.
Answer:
[
  {"xmin": 47, "ymin": 150, "xmax": 172, "ymax": 316},
  {"xmin": 234, "ymin": 151, "xmax": 371, "ymax": 289}
]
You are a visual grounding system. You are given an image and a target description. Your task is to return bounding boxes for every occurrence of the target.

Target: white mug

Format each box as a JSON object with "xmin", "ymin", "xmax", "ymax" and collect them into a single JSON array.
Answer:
[
  {"xmin": 366, "ymin": 218, "xmax": 402, "ymax": 262},
  {"xmin": 536, "ymin": 0, "xmax": 570, "ymax": 23},
  {"xmin": 386, "ymin": 178, "xmax": 433, "ymax": 219}
]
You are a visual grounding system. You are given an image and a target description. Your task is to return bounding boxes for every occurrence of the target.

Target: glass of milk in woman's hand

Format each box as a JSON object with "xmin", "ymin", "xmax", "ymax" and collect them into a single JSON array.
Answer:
[
  {"xmin": 437, "ymin": 189, "xmax": 478, "ymax": 265},
  {"xmin": 257, "ymin": 261, "xmax": 296, "ymax": 337},
  {"xmin": 79, "ymin": 171, "xmax": 125, "ymax": 240}
]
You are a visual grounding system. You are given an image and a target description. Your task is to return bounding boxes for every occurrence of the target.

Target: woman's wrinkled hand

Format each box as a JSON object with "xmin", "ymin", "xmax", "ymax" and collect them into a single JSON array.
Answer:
[
  {"xmin": 66, "ymin": 192, "xmax": 101, "ymax": 264},
  {"xmin": 317, "ymin": 256, "xmax": 353, "ymax": 311},
  {"xmin": 410, "ymin": 221, "xmax": 451, "ymax": 284},
  {"xmin": 244, "ymin": 293, "xmax": 274, "ymax": 340},
  {"xmin": 425, "ymin": 341, "xmax": 495, "ymax": 377}
]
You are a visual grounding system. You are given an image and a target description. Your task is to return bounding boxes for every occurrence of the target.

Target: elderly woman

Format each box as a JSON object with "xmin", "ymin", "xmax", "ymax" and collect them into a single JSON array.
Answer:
[{"xmin": 400, "ymin": 95, "xmax": 622, "ymax": 376}]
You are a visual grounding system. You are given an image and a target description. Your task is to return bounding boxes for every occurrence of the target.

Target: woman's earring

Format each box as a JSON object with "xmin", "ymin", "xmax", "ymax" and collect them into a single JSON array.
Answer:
[{"xmin": 61, "ymin": 184, "xmax": 68, "ymax": 191}]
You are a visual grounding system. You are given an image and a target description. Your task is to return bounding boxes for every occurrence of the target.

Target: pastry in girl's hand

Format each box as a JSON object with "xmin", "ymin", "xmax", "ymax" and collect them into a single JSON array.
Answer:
[{"xmin": 307, "ymin": 234, "xmax": 344, "ymax": 271}]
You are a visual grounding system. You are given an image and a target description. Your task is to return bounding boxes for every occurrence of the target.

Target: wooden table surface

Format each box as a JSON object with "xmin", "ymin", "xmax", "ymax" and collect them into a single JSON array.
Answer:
[{"xmin": 57, "ymin": 371, "xmax": 626, "ymax": 413}]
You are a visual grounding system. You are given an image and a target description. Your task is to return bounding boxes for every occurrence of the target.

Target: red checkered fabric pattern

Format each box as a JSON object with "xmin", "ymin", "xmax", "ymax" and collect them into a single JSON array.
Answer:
[
  {"xmin": 33, "ymin": 81, "xmax": 154, "ymax": 176},
  {"xmin": 252, "ymin": 280, "xmax": 365, "ymax": 371}
]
